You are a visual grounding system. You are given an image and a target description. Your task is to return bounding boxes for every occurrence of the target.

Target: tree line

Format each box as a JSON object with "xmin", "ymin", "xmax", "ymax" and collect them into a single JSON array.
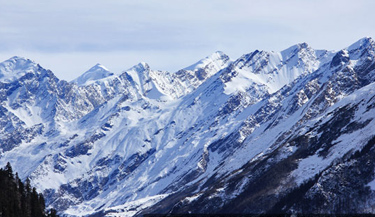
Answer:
[{"xmin": 0, "ymin": 162, "xmax": 58, "ymax": 217}]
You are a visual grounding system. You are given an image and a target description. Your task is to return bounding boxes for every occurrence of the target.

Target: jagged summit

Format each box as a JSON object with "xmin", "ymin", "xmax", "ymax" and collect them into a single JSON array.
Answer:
[
  {"xmin": 132, "ymin": 62, "xmax": 150, "ymax": 72},
  {"xmin": 0, "ymin": 56, "xmax": 39, "ymax": 83},
  {"xmin": 345, "ymin": 36, "xmax": 375, "ymax": 60},
  {"xmin": 8, "ymin": 56, "xmax": 32, "ymax": 62},
  {"xmin": 124, "ymin": 62, "xmax": 151, "ymax": 84},
  {"xmin": 184, "ymin": 51, "xmax": 230, "ymax": 72},
  {"xmin": 225, "ymin": 41, "xmax": 332, "ymax": 95},
  {"xmin": 72, "ymin": 63, "xmax": 114, "ymax": 86},
  {"xmin": 280, "ymin": 42, "xmax": 311, "ymax": 57},
  {"xmin": 347, "ymin": 36, "xmax": 374, "ymax": 51}
]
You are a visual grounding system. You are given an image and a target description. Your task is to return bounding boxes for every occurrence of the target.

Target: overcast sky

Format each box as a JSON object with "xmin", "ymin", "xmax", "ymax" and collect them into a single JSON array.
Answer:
[{"xmin": 1, "ymin": 0, "xmax": 375, "ymax": 81}]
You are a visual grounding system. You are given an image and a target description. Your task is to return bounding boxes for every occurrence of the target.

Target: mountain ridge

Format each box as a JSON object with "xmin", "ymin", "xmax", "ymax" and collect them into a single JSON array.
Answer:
[{"xmin": 1, "ymin": 38, "xmax": 375, "ymax": 216}]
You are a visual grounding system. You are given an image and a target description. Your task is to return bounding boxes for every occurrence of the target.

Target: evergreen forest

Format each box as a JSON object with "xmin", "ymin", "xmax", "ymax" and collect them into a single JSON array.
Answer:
[{"xmin": 0, "ymin": 162, "xmax": 58, "ymax": 217}]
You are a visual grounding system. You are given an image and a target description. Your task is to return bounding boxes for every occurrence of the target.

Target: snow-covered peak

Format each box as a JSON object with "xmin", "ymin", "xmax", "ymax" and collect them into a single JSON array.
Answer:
[
  {"xmin": 123, "ymin": 62, "xmax": 165, "ymax": 98},
  {"xmin": 224, "ymin": 43, "xmax": 329, "ymax": 95},
  {"xmin": 0, "ymin": 56, "xmax": 38, "ymax": 83},
  {"xmin": 7, "ymin": 56, "xmax": 31, "ymax": 62},
  {"xmin": 280, "ymin": 42, "xmax": 311, "ymax": 62},
  {"xmin": 72, "ymin": 63, "xmax": 114, "ymax": 86},
  {"xmin": 281, "ymin": 42, "xmax": 309, "ymax": 54},
  {"xmin": 92, "ymin": 63, "xmax": 110, "ymax": 72},
  {"xmin": 347, "ymin": 36, "xmax": 374, "ymax": 52},
  {"xmin": 345, "ymin": 37, "xmax": 375, "ymax": 61},
  {"xmin": 184, "ymin": 51, "xmax": 230, "ymax": 72},
  {"xmin": 233, "ymin": 43, "xmax": 314, "ymax": 73},
  {"xmin": 132, "ymin": 62, "xmax": 150, "ymax": 73},
  {"xmin": 124, "ymin": 62, "xmax": 151, "ymax": 85}
]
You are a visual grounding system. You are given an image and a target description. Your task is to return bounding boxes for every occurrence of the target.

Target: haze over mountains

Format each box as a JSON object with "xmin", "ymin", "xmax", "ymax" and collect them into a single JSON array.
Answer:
[{"xmin": 1, "ymin": 37, "xmax": 375, "ymax": 216}]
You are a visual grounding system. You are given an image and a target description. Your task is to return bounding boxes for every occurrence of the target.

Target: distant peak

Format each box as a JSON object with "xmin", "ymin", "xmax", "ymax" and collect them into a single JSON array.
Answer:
[
  {"xmin": 298, "ymin": 42, "xmax": 309, "ymax": 49},
  {"xmin": 89, "ymin": 63, "xmax": 109, "ymax": 71},
  {"xmin": 184, "ymin": 51, "xmax": 230, "ymax": 71},
  {"xmin": 359, "ymin": 36, "xmax": 373, "ymax": 43},
  {"xmin": 204, "ymin": 51, "xmax": 229, "ymax": 62},
  {"xmin": 85, "ymin": 63, "xmax": 111, "ymax": 73},
  {"xmin": 356, "ymin": 36, "xmax": 373, "ymax": 45},
  {"xmin": 214, "ymin": 50, "xmax": 225, "ymax": 55},
  {"xmin": 348, "ymin": 36, "xmax": 375, "ymax": 51},
  {"xmin": 72, "ymin": 63, "xmax": 113, "ymax": 86},
  {"xmin": 0, "ymin": 56, "xmax": 39, "ymax": 83},
  {"xmin": 280, "ymin": 42, "xmax": 313, "ymax": 59},
  {"xmin": 211, "ymin": 51, "xmax": 227, "ymax": 57},
  {"xmin": 206, "ymin": 51, "xmax": 230, "ymax": 62},
  {"xmin": 130, "ymin": 62, "xmax": 150, "ymax": 73},
  {"xmin": 9, "ymin": 56, "xmax": 27, "ymax": 60},
  {"xmin": 1, "ymin": 56, "xmax": 38, "ymax": 69},
  {"xmin": 6, "ymin": 56, "xmax": 35, "ymax": 64},
  {"xmin": 284, "ymin": 42, "xmax": 310, "ymax": 52},
  {"xmin": 138, "ymin": 62, "xmax": 149, "ymax": 68}
]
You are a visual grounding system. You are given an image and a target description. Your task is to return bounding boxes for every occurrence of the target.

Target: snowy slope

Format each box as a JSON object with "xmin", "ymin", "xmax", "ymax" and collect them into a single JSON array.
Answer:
[{"xmin": 1, "ymin": 38, "xmax": 375, "ymax": 216}]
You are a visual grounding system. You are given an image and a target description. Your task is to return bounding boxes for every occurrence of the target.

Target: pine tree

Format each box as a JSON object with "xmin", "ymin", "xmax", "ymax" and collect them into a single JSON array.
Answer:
[
  {"xmin": 0, "ymin": 162, "xmax": 59, "ymax": 217},
  {"xmin": 39, "ymin": 193, "xmax": 46, "ymax": 214},
  {"xmin": 5, "ymin": 162, "xmax": 13, "ymax": 179},
  {"xmin": 25, "ymin": 177, "xmax": 31, "ymax": 194}
]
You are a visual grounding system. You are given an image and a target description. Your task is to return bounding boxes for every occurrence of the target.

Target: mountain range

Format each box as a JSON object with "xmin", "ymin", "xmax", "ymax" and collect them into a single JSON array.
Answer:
[{"xmin": 1, "ymin": 37, "xmax": 375, "ymax": 216}]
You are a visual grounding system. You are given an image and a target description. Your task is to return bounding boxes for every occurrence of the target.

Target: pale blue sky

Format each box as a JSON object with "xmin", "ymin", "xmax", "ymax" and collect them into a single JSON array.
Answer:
[{"xmin": 1, "ymin": 0, "xmax": 375, "ymax": 81}]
